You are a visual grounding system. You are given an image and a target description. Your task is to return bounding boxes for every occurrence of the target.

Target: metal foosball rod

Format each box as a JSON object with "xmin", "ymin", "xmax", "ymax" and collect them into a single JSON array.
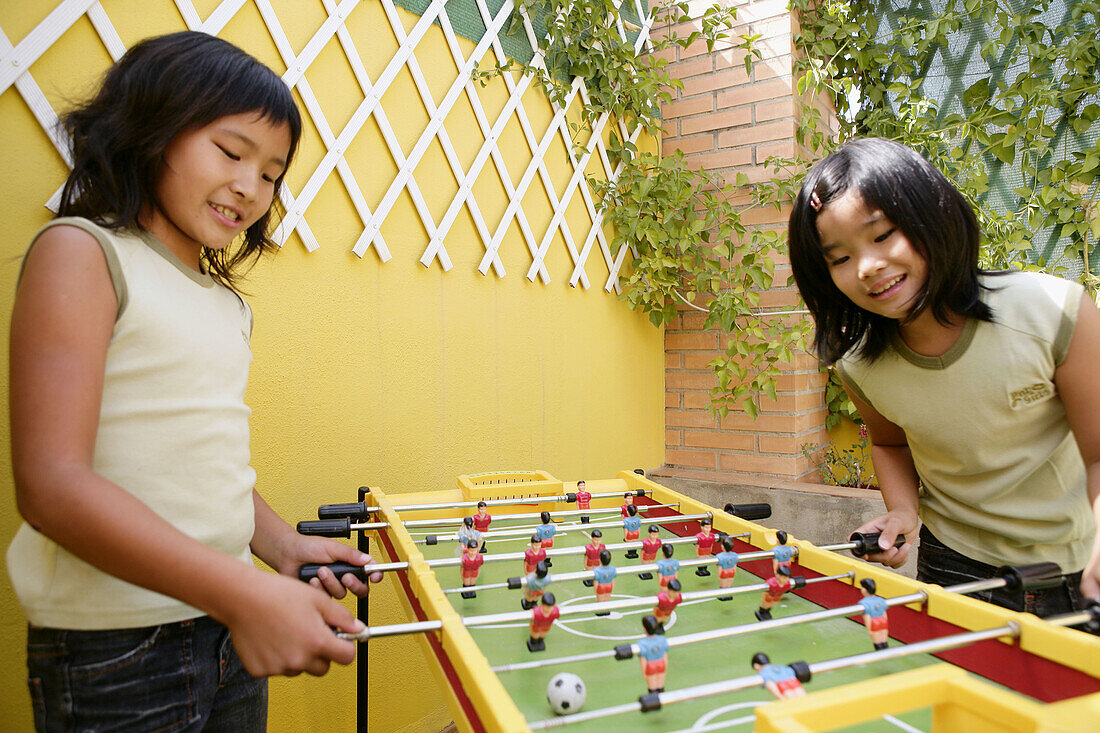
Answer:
[
  {"xmin": 317, "ymin": 488, "xmax": 657, "ymax": 519},
  {"xmin": 525, "ymin": 598, "xmax": 1100, "ymax": 729},
  {"xmin": 494, "ymin": 561, "xmax": 1067, "ymax": 672},
  {"xmin": 335, "ymin": 573, "xmax": 853, "ymax": 642},
  {"xmin": 298, "ymin": 531, "xmax": 747, "ymax": 581},
  {"xmin": 412, "ymin": 512, "xmax": 714, "ymax": 546}
]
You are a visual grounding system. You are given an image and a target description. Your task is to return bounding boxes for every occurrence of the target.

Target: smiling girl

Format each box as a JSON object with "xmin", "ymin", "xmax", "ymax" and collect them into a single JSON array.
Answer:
[
  {"xmin": 788, "ymin": 138, "xmax": 1100, "ymax": 616},
  {"xmin": 8, "ymin": 32, "xmax": 379, "ymax": 730}
]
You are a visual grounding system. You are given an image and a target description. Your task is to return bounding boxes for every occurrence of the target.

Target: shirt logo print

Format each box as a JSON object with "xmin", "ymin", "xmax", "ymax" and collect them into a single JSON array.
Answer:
[{"xmin": 1008, "ymin": 382, "xmax": 1054, "ymax": 409}]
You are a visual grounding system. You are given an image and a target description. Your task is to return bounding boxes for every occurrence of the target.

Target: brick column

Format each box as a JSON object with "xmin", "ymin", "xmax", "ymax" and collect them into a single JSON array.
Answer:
[{"xmin": 653, "ymin": 0, "xmax": 829, "ymax": 486}]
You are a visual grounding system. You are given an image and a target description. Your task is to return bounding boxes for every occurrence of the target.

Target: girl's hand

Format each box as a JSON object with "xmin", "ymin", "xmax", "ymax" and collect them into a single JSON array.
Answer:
[
  {"xmin": 1082, "ymin": 539, "xmax": 1100, "ymax": 600},
  {"xmin": 226, "ymin": 569, "xmax": 364, "ymax": 677},
  {"xmin": 853, "ymin": 511, "xmax": 918, "ymax": 569},
  {"xmin": 274, "ymin": 533, "xmax": 384, "ymax": 599}
]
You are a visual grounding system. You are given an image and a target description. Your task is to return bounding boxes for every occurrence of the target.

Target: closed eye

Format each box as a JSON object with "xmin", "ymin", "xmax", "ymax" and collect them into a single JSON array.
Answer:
[
  {"xmin": 828, "ymin": 255, "xmax": 849, "ymax": 266},
  {"xmin": 217, "ymin": 145, "xmax": 241, "ymax": 161},
  {"xmin": 874, "ymin": 228, "xmax": 895, "ymax": 243}
]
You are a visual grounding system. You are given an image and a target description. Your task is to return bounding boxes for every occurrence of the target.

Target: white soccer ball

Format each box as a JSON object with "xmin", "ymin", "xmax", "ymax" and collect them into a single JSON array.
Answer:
[{"xmin": 546, "ymin": 672, "xmax": 587, "ymax": 715}]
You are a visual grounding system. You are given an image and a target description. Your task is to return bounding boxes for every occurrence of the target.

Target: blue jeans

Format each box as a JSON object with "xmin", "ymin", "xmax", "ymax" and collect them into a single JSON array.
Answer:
[
  {"xmin": 916, "ymin": 526, "xmax": 1087, "ymax": 620},
  {"xmin": 26, "ymin": 616, "xmax": 267, "ymax": 732}
]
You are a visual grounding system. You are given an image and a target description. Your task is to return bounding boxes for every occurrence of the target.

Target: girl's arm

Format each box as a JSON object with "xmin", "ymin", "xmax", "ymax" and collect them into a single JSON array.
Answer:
[
  {"xmin": 11, "ymin": 226, "xmax": 362, "ymax": 677},
  {"xmin": 250, "ymin": 489, "xmax": 384, "ymax": 597},
  {"xmin": 1053, "ymin": 293, "xmax": 1100, "ymax": 599},
  {"xmin": 840, "ymin": 376, "xmax": 922, "ymax": 569}
]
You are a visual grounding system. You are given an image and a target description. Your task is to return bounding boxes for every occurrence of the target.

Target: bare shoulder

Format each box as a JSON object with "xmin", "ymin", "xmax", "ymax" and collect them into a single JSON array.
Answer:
[{"xmin": 17, "ymin": 223, "xmax": 116, "ymax": 308}]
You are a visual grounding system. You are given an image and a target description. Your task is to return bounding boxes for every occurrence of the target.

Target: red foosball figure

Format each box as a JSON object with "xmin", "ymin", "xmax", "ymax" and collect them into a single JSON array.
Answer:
[
  {"xmin": 582, "ymin": 529, "xmax": 605, "ymax": 587},
  {"xmin": 858, "ymin": 577, "xmax": 890, "ymax": 650},
  {"xmin": 652, "ymin": 578, "xmax": 682, "ymax": 625},
  {"xmin": 524, "ymin": 534, "xmax": 547, "ymax": 574},
  {"xmin": 473, "ymin": 501, "xmax": 492, "ymax": 549},
  {"xmin": 694, "ymin": 518, "xmax": 715, "ymax": 577},
  {"xmin": 637, "ymin": 615, "xmax": 670, "ymax": 693},
  {"xmin": 639, "ymin": 525, "xmax": 662, "ymax": 580},
  {"xmin": 527, "ymin": 592, "xmax": 560, "ymax": 652},
  {"xmin": 752, "ymin": 652, "xmax": 806, "ymax": 699},
  {"xmin": 620, "ymin": 491, "xmax": 635, "ymax": 518},
  {"xmin": 460, "ymin": 539, "xmax": 484, "ymax": 599},
  {"xmin": 755, "ymin": 565, "xmax": 794, "ymax": 621},
  {"xmin": 574, "ymin": 479, "xmax": 592, "ymax": 520}
]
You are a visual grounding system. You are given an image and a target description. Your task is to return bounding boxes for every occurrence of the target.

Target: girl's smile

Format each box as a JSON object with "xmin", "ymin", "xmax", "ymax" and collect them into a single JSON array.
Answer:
[
  {"xmin": 142, "ymin": 112, "xmax": 291, "ymax": 271},
  {"xmin": 816, "ymin": 191, "xmax": 928, "ymax": 322}
]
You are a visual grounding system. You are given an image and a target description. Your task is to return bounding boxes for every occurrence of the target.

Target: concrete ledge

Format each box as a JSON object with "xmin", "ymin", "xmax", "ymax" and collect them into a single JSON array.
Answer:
[{"xmin": 648, "ymin": 470, "xmax": 917, "ymax": 578}]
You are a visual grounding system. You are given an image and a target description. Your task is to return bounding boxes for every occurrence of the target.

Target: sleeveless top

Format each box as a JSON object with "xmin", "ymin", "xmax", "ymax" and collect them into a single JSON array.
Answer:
[
  {"xmin": 837, "ymin": 271, "xmax": 1094, "ymax": 572},
  {"xmin": 7, "ymin": 218, "xmax": 257, "ymax": 629}
]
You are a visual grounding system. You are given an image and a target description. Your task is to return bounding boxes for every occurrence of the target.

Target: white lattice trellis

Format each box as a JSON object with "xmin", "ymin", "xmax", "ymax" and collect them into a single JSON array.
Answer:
[{"xmin": 0, "ymin": 0, "xmax": 652, "ymax": 291}]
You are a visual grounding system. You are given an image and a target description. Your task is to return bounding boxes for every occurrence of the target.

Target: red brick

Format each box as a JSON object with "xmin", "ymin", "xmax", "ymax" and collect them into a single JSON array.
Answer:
[
  {"xmin": 682, "ymin": 392, "xmax": 712, "ymax": 410},
  {"xmin": 714, "ymin": 48, "xmax": 750, "ymax": 72},
  {"xmin": 756, "ymin": 99, "xmax": 793, "ymax": 122},
  {"xmin": 684, "ymin": 352, "xmax": 721, "ymax": 370},
  {"xmin": 684, "ymin": 430, "xmax": 755, "ymax": 450},
  {"xmin": 665, "ymin": 391, "xmax": 681, "ymax": 408},
  {"xmin": 666, "ymin": 352, "xmax": 683, "ymax": 369},
  {"xmin": 672, "ymin": 54, "xmax": 715, "ymax": 79},
  {"xmin": 760, "ymin": 391, "xmax": 824, "ymax": 413},
  {"xmin": 689, "ymin": 147, "xmax": 754, "ymax": 171},
  {"xmin": 717, "ymin": 80, "xmax": 792, "ymax": 109},
  {"xmin": 718, "ymin": 120, "xmax": 794, "ymax": 148},
  {"xmin": 667, "ymin": 449, "xmax": 718, "ymax": 469},
  {"xmin": 662, "ymin": 96, "xmax": 715, "ymax": 119},
  {"xmin": 756, "ymin": 140, "xmax": 796, "ymax": 162},
  {"xmin": 758, "ymin": 429, "xmax": 828, "ymax": 454},
  {"xmin": 666, "ymin": 332, "xmax": 717, "ymax": 350},
  {"xmin": 666, "ymin": 408, "xmax": 718, "ymax": 428},
  {"xmin": 666, "ymin": 372, "xmax": 719, "ymax": 390},
  {"xmin": 664, "ymin": 135, "xmax": 716, "ymax": 156},
  {"xmin": 678, "ymin": 311, "xmax": 708, "ymax": 330},
  {"xmin": 681, "ymin": 68, "xmax": 751, "ymax": 97},
  {"xmin": 666, "ymin": 429, "xmax": 682, "ymax": 447},
  {"xmin": 720, "ymin": 411, "xmax": 819, "ymax": 432},
  {"xmin": 719, "ymin": 452, "xmax": 810, "ymax": 476},
  {"xmin": 680, "ymin": 108, "xmax": 752, "ymax": 136}
]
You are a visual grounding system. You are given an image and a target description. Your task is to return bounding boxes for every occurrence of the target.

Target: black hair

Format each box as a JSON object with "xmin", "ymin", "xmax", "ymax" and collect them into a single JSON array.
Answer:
[
  {"xmin": 642, "ymin": 615, "xmax": 665, "ymax": 635},
  {"xmin": 542, "ymin": 592, "xmax": 556, "ymax": 606},
  {"xmin": 535, "ymin": 561, "xmax": 548, "ymax": 577},
  {"xmin": 626, "ymin": 505, "xmax": 637, "ymax": 517},
  {"xmin": 721, "ymin": 536, "xmax": 734, "ymax": 552},
  {"xmin": 599, "ymin": 549, "xmax": 611, "ymax": 565},
  {"xmin": 591, "ymin": 529, "xmax": 602, "ymax": 538},
  {"xmin": 667, "ymin": 578, "xmax": 681, "ymax": 592},
  {"xmin": 530, "ymin": 534, "xmax": 541, "ymax": 544},
  {"xmin": 466, "ymin": 539, "xmax": 479, "ymax": 549},
  {"xmin": 700, "ymin": 518, "xmax": 711, "ymax": 527},
  {"xmin": 541, "ymin": 511, "xmax": 551, "ymax": 523},
  {"xmin": 661, "ymin": 543, "xmax": 674, "ymax": 558},
  {"xmin": 777, "ymin": 565, "xmax": 790, "ymax": 577},
  {"xmin": 860, "ymin": 577, "xmax": 877, "ymax": 594},
  {"xmin": 751, "ymin": 652, "xmax": 769, "ymax": 667},
  {"xmin": 648, "ymin": 525, "xmax": 659, "ymax": 534},
  {"xmin": 776, "ymin": 530, "xmax": 787, "ymax": 545},
  {"xmin": 477, "ymin": 501, "xmax": 487, "ymax": 508},
  {"xmin": 788, "ymin": 138, "xmax": 994, "ymax": 365},
  {"xmin": 463, "ymin": 516, "xmax": 474, "ymax": 528},
  {"xmin": 57, "ymin": 31, "xmax": 302, "ymax": 291},
  {"xmin": 577, "ymin": 480, "xmax": 585, "ymax": 486}
]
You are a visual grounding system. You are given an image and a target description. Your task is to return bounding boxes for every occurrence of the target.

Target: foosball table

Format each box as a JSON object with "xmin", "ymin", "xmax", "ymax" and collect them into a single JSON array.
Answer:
[{"xmin": 298, "ymin": 470, "xmax": 1100, "ymax": 732}]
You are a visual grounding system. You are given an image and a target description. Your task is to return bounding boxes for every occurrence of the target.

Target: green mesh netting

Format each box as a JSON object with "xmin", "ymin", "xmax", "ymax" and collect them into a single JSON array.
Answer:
[{"xmin": 874, "ymin": 0, "xmax": 1099, "ymax": 276}]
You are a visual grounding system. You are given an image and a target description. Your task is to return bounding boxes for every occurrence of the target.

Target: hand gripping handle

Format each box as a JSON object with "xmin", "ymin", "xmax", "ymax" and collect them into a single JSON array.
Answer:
[{"xmin": 298, "ymin": 562, "xmax": 367, "ymax": 583}]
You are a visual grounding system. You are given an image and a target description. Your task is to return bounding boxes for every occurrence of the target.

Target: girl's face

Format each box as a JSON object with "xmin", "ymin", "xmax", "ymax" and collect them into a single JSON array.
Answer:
[
  {"xmin": 816, "ymin": 190, "xmax": 927, "ymax": 321},
  {"xmin": 148, "ymin": 112, "xmax": 292, "ymax": 269}
]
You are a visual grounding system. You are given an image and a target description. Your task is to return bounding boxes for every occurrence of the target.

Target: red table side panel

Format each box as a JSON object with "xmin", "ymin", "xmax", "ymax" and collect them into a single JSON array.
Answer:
[
  {"xmin": 636, "ymin": 496, "xmax": 1100, "ymax": 703},
  {"xmin": 376, "ymin": 529, "xmax": 488, "ymax": 733}
]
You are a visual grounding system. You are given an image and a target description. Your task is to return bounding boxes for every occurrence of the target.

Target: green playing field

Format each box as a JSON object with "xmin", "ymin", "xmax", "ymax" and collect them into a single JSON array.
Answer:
[{"xmin": 417, "ymin": 509, "xmax": 941, "ymax": 732}]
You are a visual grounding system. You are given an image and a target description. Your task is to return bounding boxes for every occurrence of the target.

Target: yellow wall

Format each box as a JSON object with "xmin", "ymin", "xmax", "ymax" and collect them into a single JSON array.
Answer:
[{"xmin": 0, "ymin": 2, "xmax": 664, "ymax": 731}]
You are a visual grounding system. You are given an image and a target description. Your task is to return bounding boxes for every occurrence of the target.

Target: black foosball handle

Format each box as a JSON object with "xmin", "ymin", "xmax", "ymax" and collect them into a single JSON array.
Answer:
[
  {"xmin": 299, "ymin": 562, "xmax": 368, "ymax": 583},
  {"xmin": 297, "ymin": 518, "xmax": 352, "ymax": 538},
  {"xmin": 723, "ymin": 503, "xmax": 772, "ymax": 520},
  {"xmin": 790, "ymin": 660, "xmax": 812, "ymax": 684},
  {"xmin": 319, "ymin": 501, "xmax": 371, "ymax": 520},
  {"xmin": 996, "ymin": 562, "xmax": 1064, "ymax": 592},
  {"xmin": 1086, "ymin": 599, "xmax": 1100, "ymax": 633},
  {"xmin": 848, "ymin": 531, "xmax": 906, "ymax": 557}
]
